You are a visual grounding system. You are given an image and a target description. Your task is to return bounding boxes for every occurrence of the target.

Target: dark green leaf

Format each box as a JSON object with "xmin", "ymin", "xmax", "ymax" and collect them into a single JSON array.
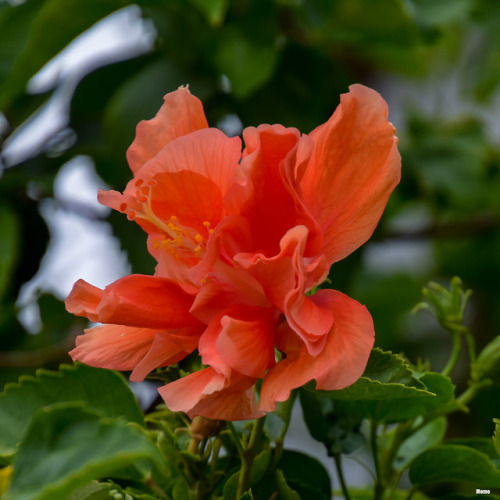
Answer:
[
  {"xmin": 0, "ymin": 204, "xmax": 19, "ymax": 301},
  {"xmin": 495, "ymin": 419, "xmax": 500, "ymax": 457},
  {"xmin": 5, "ymin": 404, "xmax": 162, "ymax": 500},
  {"xmin": 409, "ymin": 444, "xmax": 500, "ymax": 487},
  {"xmin": 277, "ymin": 450, "xmax": 331, "ymax": 499},
  {"xmin": 275, "ymin": 469, "xmax": 301, "ymax": 500},
  {"xmin": 188, "ymin": 0, "xmax": 229, "ymax": 26},
  {"xmin": 0, "ymin": 0, "xmax": 131, "ymax": 108},
  {"xmin": 223, "ymin": 449, "xmax": 271, "ymax": 500},
  {"xmin": 0, "ymin": 363, "xmax": 143, "ymax": 456}
]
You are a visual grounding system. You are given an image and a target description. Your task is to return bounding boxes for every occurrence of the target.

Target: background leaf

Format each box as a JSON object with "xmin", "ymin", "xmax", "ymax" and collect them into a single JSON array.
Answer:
[
  {"xmin": 5, "ymin": 404, "xmax": 162, "ymax": 500},
  {"xmin": 0, "ymin": 363, "xmax": 143, "ymax": 457}
]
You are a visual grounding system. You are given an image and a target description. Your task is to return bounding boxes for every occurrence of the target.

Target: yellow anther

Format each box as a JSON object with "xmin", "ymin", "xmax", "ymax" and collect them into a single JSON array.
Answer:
[
  {"xmin": 195, "ymin": 234, "xmax": 203, "ymax": 243},
  {"xmin": 202, "ymin": 221, "xmax": 211, "ymax": 227}
]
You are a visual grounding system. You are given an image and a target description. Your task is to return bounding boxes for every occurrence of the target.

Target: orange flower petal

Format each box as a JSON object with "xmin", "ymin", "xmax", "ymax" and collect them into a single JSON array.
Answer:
[
  {"xmin": 130, "ymin": 327, "xmax": 201, "ymax": 382},
  {"xmin": 216, "ymin": 310, "xmax": 276, "ymax": 378},
  {"xmin": 158, "ymin": 367, "xmax": 226, "ymax": 413},
  {"xmin": 158, "ymin": 366, "xmax": 263, "ymax": 420},
  {"xmin": 187, "ymin": 386, "xmax": 265, "ymax": 420},
  {"xmin": 65, "ymin": 275, "xmax": 201, "ymax": 329},
  {"xmin": 259, "ymin": 289, "xmax": 374, "ymax": 412},
  {"xmin": 70, "ymin": 324, "xmax": 159, "ymax": 371},
  {"xmin": 299, "ymin": 84, "xmax": 401, "ymax": 265},
  {"xmin": 127, "ymin": 86, "xmax": 208, "ymax": 174},
  {"xmin": 236, "ymin": 225, "xmax": 332, "ymax": 354}
]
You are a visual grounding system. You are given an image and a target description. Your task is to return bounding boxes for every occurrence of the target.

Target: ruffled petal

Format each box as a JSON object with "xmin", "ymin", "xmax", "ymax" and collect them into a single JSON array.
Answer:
[
  {"xmin": 259, "ymin": 289, "xmax": 374, "ymax": 412},
  {"xmin": 69, "ymin": 324, "xmax": 158, "ymax": 371},
  {"xmin": 127, "ymin": 86, "xmax": 208, "ymax": 174},
  {"xmin": 300, "ymin": 84, "xmax": 401, "ymax": 265},
  {"xmin": 65, "ymin": 275, "xmax": 201, "ymax": 329},
  {"xmin": 235, "ymin": 225, "xmax": 331, "ymax": 354}
]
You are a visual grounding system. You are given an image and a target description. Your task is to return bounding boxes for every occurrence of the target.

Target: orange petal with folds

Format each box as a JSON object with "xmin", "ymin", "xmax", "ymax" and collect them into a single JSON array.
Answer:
[
  {"xmin": 158, "ymin": 367, "xmax": 226, "ymax": 413},
  {"xmin": 70, "ymin": 324, "xmax": 159, "ymax": 371},
  {"xmin": 188, "ymin": 386, "xmax": 265, "ymax": 420},
  {"xmin": 216, "ymin": 309, "xmax": 276, "ymax": 378},
  {"xmin": 127, "ymin": 86, "xmax": 208, "ymax": 174},
  {"xmin": 65, "ymin": 275, "xmax": 201, "ymax": 329},
  {"xmin": 130, "ymin": 327, "xmax": 201, "ymax": 382},
  {"xmin": 259, "ymin": 289, "xmax": 374, "ymax": 412},
  {"xmin": 299, "ymin": 84, "xmax": 401, "ymax": 265},
  {"xmin": 158, "ymin": 367, "xmax": 263, "ymax": 420}
]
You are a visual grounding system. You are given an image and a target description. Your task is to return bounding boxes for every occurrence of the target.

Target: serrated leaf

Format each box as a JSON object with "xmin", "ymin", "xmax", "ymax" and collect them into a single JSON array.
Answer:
[
  {"xmin": 0, "ymin": 363, "xmax": 143, "ymax": 456},
  {"xmin": 4, "ymin": 404, "xmax": 163, "ymax": 500},
  {"xmin": 314, "ymin": 349, "xmax": 432, "ymax": 400},
  {"xmin": 409, "ymin": 444, "xmax": 500, "ymax": 487}
]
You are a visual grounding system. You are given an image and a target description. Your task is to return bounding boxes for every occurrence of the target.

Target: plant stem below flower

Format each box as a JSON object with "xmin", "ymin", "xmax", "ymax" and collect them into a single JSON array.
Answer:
[
  {"xmin": 333, "ymin": 453, "xmax": 351, "ymax": 500},
  {"xmin": 236, "ymin": 417, "xmax": 266, "ymax": 498}
]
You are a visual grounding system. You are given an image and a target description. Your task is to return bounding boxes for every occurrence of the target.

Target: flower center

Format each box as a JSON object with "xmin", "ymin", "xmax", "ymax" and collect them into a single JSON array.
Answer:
[{"xmin": 122, "ymin": 178, "xmax": 213, "ymax": 261}]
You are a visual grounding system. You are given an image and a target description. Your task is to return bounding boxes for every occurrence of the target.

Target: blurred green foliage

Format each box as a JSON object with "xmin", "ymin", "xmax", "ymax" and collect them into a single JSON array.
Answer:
[{"xmin": 1, "ymin": 0, "xmax": 500, "ymax": 440}]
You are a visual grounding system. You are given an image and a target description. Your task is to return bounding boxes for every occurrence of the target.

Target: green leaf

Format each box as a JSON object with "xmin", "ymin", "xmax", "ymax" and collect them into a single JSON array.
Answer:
[
  {"xmin": 0, "ymin": 0, "xmax": 130, "ymax": 108},
  {"xmin": 5, "ymin": 404, "xmax": 163, "ymax": 500},
  {"xmin": 223, "ymin": 449, "xmax": 271, "ymax": 500},
  {"xmin": 315, "ymin": 349, "xmax": 432, "ymax": 400},
  {"xmin": 66, "ymin": 481, "xmax": 111, "ymax": 500},
  {"xmin": 264, "ymin": 391, "xmax": 295, "ymax": 442},
  {"xmin": 277, "ymin": 450, "xmax": 331, "ymax": 499},
  {"xmin": 299, "ymin": 390, "xmax": 364, "ymax": 455},
  {"xmin": 406, "ymin": 0, "xmax": 472, "ymax": 26},
  {"xmin": 347, "ymin": 489, "xmax": 431, "ymax": 500},
  {"xmin": 188, "ymin": 0, "xmax": 229, "ymax": 26},
  {"xmin": 393, "ymin": 417, "xmax": 447, "ymax": 471},
  {"xmin": 409, "ymin": 444, "xmax": 500, "ymax": 487},
  {"xmin": 213, "ymin": 26, "xmax": 278, "ymax": 98},
  {"xmin": 494, "ymin": 419, "xmax": 500, "ymax": 457},
  {"xmin": 0, "ymin": 204, "xmax": 19, "ymax": 302},
  {"xmin": 275, "ymin": 469, "xmax": 301, "ymax": 500},
  {"xmin": 0, "ymin": 363, "xmax": 143, "ymax": 456}
]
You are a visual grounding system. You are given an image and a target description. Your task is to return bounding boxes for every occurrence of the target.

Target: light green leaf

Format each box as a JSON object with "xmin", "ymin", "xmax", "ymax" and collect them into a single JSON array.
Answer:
[
  {"xmin": 315, "ymin": 349, "xmax": 432, "ymax": 400},
  {"xmin": 409, "ymin": 444, "xmax": 500, "ymax": 487},
  {"xmin": 406, "ymin": 0, "xmax": 472, "ymax": 26},
  {"xmin": 5, "ymin": 404, "xmax": 163, "ymax": 500},
  {"xmin": 0, "ymin": 363, "xmax": 143, "ymax": 457},
  {"xmin": 393, "ymin": 417, "xmax": 447, "ymax": 471}
]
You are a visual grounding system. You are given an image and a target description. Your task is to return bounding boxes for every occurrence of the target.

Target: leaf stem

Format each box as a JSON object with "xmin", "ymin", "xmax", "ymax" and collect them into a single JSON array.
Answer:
[
  {"xmin": 371, "ymin": 419, "xmax": 385, "ymax": 500},
  {"xmin": 333, "ymin": 453, "xmax": 352, "ymax": 500},
  {"xmin": 441, "ymin": 329, "xmax": 462, "ymax": 377},
  {"xmin": 236, "ymin": 417, "xmax": 266, "ymax": 498}
]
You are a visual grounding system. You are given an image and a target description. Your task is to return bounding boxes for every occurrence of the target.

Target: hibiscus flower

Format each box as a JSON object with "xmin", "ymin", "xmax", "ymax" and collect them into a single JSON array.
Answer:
[{"xmin": 66, "ymin": 84, "xmax": 400, "ymax": 420}]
